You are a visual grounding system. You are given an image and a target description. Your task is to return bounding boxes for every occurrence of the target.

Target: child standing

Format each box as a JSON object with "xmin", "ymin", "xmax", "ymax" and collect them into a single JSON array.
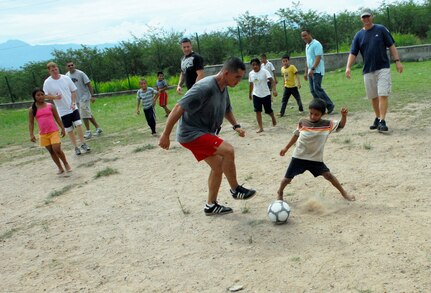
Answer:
[
  {"xmin": 136, "ymin": 79, "xmax": 160, "ymax": 136},
  {"xmin": 28, "ymin": 88, "xmax": 71, "ymax": 175},
  {"xmin": 279, "ymin": 55, "xmax": 304, "ymax": 117},
  {"xmin": 248, "ymin": 58, "xmax": 278, "ymax": 133},
  {"xmin": 277, "ymin": 99, "xmax": 355, "ymax": 201},
  {"xmin": 155, "ymin": 71, "xmax": 171, "ymax": 117}
]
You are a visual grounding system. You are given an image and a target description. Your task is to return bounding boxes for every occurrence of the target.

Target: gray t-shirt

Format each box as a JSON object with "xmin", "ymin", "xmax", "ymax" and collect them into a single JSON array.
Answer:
[
  {"xmin": 176, "ymin": 76, "xmax": 232, "ymax": 143},
  {"xmin": 66, "ymin": 69, "xmax": 91, "ymax": 102}
]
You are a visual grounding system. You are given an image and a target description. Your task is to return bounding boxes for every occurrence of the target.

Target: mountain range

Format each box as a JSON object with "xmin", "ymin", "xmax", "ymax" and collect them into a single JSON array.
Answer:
[{"xmin": 0, "ymin": 40, "xmax": 116, "ymax": 70}]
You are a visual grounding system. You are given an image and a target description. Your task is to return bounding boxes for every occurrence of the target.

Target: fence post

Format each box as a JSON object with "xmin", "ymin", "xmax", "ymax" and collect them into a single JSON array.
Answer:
[
  {"xmin": 32, "ymin": 71, "xmax": 38, "ymax": 87},
  {"xmin": 195, "ymin": 33, "xmax": 201, "ymax": 54},
  {"xmin": 333, "ymin": 14, "xmax": 339, "ymax": 53},
  {"xmin": 237, "ymin": 27, "xmax": 244, "ymax": 62},
  {"xmin": 283, "ymin": 20, "xmax": 288, "ymax": 50},
  {"xmin": 4, "ymin": 76, "xmax": 16, "ymax": 103}
]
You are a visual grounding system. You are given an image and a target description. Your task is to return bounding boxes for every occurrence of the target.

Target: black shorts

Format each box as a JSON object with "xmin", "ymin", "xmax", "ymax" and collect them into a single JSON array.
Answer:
[
  {"xmin": 253, "ymin": 95, "xmax": 273, "ymax": 114},
  {"xmin": 61, "ymin": 110, "xmax": 81, "ymax": 129},
  {"xmin": 285, "ymin": 157, "xmax": 330, "ymax": 178}
]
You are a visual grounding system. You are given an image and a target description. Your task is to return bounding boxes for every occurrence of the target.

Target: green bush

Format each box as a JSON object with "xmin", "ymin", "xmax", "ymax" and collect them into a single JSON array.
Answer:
[{"xmin": 392, "ymin": 33, "xmax": 422, "ymax": 46}]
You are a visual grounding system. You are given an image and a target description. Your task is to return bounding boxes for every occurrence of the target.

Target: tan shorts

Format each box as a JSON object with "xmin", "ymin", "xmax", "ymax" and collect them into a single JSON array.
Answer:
[
  {"xmin": 40, "ymin": 131, "xmax": 61, "ymax": 147},
  {"xmin": 78, "ymin": 100, "xmax": 92, "ymax": 118},
  {"xmin": 363, "ymin": 68, "xmax": 392, "ymax": 99}
]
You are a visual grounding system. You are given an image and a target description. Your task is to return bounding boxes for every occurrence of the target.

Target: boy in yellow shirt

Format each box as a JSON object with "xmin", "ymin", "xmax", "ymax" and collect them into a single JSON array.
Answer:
[{"xmin": 278, "ymin": 55, "xmax": 303, "ymax": 117}]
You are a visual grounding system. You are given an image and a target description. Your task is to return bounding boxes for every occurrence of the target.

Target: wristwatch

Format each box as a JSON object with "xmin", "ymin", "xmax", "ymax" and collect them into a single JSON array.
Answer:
[
  {"xmin": 233, "ymin": 124, "xmax": 241, "ymax": 130},
  {"xmin": 311, "ymin": 67, "xmax": 316, "ymax": 71}
]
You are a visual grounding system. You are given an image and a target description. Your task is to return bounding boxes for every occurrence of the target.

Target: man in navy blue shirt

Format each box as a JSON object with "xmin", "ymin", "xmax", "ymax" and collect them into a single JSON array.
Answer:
[{"xmin": 345, "ymin": 8, "xmax": 403, "ymax": 132}]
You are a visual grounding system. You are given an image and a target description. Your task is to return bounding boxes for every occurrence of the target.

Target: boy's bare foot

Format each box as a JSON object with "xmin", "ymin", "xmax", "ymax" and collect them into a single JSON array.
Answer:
[
  {"xmin": 65, "ymin": 164, "xmax": 72, "ymax": 172},
  {"xmin": 272, "ymin": 119, "xmax": 277, "ymax": 126},
  {"xmin": 256, "ymin": 128, "xmax": 264, "ymax": 133},
  {"xmin": 57, "ymin": 169, "xmax": 65, "ymax": 175},
  {"xmin": 342, "ymin": 193, "xmax": 356, "ymax": 201}
]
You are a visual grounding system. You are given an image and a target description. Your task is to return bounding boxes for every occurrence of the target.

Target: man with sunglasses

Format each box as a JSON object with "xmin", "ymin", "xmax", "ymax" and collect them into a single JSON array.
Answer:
[
  {"xmin": 66, "ymin": 62, "xmax": 103, "ymax": 139},
  {"xmin": 345, "ymin": 8, "xmax": 403, "ymax": 132}
]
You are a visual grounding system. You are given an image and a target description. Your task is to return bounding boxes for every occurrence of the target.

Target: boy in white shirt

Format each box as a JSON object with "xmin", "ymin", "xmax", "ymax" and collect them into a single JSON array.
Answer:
[{"xmin": 248, "ymin": 58, "xmax": 277, "ymax": 133}]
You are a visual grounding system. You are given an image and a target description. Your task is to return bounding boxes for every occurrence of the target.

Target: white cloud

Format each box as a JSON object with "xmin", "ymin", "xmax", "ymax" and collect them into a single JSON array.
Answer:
[{"xmin": 0, "ymin": 0, "xmax": 407, "ymax": 45}]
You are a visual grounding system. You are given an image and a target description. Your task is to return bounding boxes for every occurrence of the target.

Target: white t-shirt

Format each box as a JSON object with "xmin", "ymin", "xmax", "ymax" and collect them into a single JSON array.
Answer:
[
  {"xmin": 43, "ymin": 75, "xmax": 77, "ymax": 117},
  {"xmin": 248, "ymin": 68, "xmax": 272, "ymax": 98},
  {"xmin": 262, "ymin": 61, "xmax": 275, "ymax": 78}
]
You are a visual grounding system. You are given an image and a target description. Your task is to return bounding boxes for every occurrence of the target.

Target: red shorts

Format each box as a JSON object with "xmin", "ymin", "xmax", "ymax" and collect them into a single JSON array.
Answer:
[
  {"xmin": 159, "ymin": 92, "xmax": 168, "ymax": 106},
  {"xmin": 180, "ymin": 134, "xmax": 224, "ymax": 161}
]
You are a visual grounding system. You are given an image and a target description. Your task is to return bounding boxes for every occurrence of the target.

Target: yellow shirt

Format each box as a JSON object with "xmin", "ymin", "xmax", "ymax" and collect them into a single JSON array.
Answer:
[{"xmin": 281, "ymin": 65, "xmax": 298, "ymax": 88}]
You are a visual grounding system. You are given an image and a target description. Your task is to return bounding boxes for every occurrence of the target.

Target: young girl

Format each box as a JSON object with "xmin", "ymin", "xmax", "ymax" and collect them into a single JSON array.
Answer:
[{"xmin": 28, "ymin": 88, "xmax": 72, "ymax": 174}]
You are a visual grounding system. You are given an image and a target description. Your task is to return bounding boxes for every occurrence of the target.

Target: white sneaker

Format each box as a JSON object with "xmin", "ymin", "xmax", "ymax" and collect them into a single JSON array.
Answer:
[
  {"xmin": 94, "ymin": 128, "xmax": 103, "ymax": 136},
  {"xmin": 84, "ymin": 130, "xmax": 92, "ymax": 139}
]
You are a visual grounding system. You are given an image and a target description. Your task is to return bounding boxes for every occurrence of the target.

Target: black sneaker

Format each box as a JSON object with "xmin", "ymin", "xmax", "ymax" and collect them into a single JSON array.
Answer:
[
  {"xmin": 378, "ymin": 119, "xmax": 389, "ymax": 132},
  {"xmin": 204, "ymin": 202, "xmax": 233, "ymax": 216},
  {"xmin": 370, "ymin": 117, "xmax": 379, "ymax": 130},
  {"xmin": 230, "ymin": 185, "xmax": 256, "ymax": 200}
]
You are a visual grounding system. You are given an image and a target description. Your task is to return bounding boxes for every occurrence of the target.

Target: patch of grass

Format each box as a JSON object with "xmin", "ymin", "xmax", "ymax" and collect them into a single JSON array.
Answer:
[
  {"xmin": 363, "ymin": 142, "xmax": 372, "ymax": 150},
  {"xmin": 244, "ymin": 174, "xmax": 253, "ymax": 181},
  {"xmin": 343, "ymin": 138, "xmax": 352, "ymax": 144},
  {"xmin": 241, "ymin": 203, "xmax": 250, "ymax": 214},
  {"xmin": 247, "ymin": 219, "xmax": 266, "ymax": 227},
  {"xmin": 290, "ymin": 256, "xmax": 301, "ymax": 262},
  {"xmin": 94, "ymin": 167, "xmax": 119, "ymax": 179},
  {"xmin": 355, "ymin": 289, "xmax": 373, "ymax": 293},
  {"xmin": 0, "ymin": 227, "xmax": 21, "ymax": 241},
  {"xmin": 133, "ymin": 144, "xmax": 156, "ymax": 153},
  {"xmin": 77, "ymin": 158, "xmax": 102, "ymax": 168},
  {"xmin": 177, "ymin": 197, "xmax": 190, "ymax": 215},
  {"xmin": 45, "ymin": 185, "xmax": 73, "ymax": 204}
]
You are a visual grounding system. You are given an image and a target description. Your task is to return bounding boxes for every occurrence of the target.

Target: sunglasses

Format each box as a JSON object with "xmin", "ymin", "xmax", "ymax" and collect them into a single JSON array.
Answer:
[
  {"xmin": 361, "ymin": 15, "xmax": 371, "ymax": 19},
  {"xmin": 67, "ymin": 64, "xmax": 74, "ymax": 67}
]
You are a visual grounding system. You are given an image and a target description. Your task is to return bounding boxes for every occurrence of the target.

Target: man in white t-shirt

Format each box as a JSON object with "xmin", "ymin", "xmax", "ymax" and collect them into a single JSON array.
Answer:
[
  {"xmin": 248, "ymin": 58, "xmax": 277, "ymax": 133},
  {"xmin": 43, "ymin": 62, "xmax": 90, "ymax": 155},
  {"xmin": 261, "ymin": 53, "xmax": 278, "ymax": 92}
]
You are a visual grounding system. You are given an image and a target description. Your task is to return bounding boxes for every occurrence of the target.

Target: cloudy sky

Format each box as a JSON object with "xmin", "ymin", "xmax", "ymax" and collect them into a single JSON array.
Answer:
[{"xmin": 0, "ymin": 0, "xmax": 403, "ymax": 45}]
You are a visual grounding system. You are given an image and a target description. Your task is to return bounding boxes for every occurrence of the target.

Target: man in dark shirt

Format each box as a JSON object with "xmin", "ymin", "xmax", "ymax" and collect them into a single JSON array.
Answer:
[
  {"xmin": 345, "ymin": 8, "xmax": 403, "ymax": 132},
  {"xmin": 176, "ymin": 37, "xmax": 205, "ymax": 94}
]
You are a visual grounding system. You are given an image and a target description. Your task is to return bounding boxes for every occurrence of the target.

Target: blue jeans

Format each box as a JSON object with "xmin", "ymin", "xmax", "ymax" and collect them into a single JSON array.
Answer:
[{"xmin": 308, "ymin": 73, "xmax": 334, "ymax": 111}]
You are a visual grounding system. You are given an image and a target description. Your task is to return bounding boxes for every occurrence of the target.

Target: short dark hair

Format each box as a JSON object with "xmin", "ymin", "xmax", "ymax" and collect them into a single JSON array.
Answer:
[
  {"xmin": 180, "ymin": 37, "xmax": 191, "ymax": 44},
  {"xmin": 157, "ymin": 71, "xmax": 164, "ymax": 76},
  {"xmin": 250, "ymin": 58, "xmax": 261, "ymax": 65},
  {"xmin": 260, "ymin": 53, "xmax": 267, "ymax": 58},
  {"xmin": 281, "ymin": 54, "xmax": 290, "ymax": 60},
  {"xmin": 309, "ymin": 98, "xmax": 327, "ymax": 114},
  {"xmin": 222, "ymin": 57, "xmax": 246, "ymax": 72},
  {"xmin": 302, "ymin": 29, "xmax": 311, "ymax": 35}
]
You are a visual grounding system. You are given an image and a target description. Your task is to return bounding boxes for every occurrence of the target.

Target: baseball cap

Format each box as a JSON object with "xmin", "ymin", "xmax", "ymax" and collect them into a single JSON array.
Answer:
[{"xmin": 360, "ymin": 8, "xmax": 372, "ymax": 18}]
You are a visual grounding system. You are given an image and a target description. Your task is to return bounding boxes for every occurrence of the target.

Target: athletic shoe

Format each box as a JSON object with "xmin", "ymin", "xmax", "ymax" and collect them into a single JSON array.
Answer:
[
  {"xmin": 84, "ymin": 130, "xmax": 92, "ymax": 139},
  {"xmin": 378, "ymin": 119, "xmax": 389, "ymax": 132},
  {"xmin": 94, "ymin": 128, "xmax": 103, "ymax": 136},
  {"xmin": 75, "ymin": 147, "xmax": 81, "ymax": 156},
  {"xmin": 81, "ymin": 143, "xmax": 91, "ymax": 152},
  {"xmin": 369, "ymin": 117, "xmax": 380, "ymax": 130},
  {"xmin": 204, "ymin": 202, "xmax": 233, "ymax": 216},
  {"xmin": 327, "ymin": 106, "xmax": 334, "ymax": 114},
  {"xmin": 230, "ymin": 185, "xmax": 256, "ymax": 200}
]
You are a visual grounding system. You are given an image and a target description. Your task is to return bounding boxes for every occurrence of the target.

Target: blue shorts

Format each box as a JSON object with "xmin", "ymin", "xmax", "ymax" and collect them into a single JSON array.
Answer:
[
  {"xmin": 285, "ymin": 157, "xmax": 330, "ymax": 178},
  {"xmin": 253, "ymin": 95, "xmax": 273, "ymax": 114}
]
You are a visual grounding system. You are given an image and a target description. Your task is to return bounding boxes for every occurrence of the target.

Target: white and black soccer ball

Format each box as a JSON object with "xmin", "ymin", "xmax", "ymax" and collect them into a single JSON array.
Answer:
[{"xmin": 267, "ymin": 200, "xmax": 291, "ymax": 224}]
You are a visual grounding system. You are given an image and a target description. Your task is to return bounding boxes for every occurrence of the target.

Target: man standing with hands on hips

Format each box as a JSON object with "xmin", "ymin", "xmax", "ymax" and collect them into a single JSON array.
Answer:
[
  {"xmin": 345, "ymin": 8, "xmax": 403, "ymax": 132},
  {"xmin": 176, "ymin": 37, "xmax": 205, "ymax": 94}
]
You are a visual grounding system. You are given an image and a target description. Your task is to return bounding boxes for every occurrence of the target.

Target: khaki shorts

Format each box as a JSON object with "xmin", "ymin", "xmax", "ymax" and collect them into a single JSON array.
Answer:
[
  {"xmin": 40, "ymin": 131, "xmax": 61, "ymax": 147},
  {"xmin": 78, "ymin": 100, "xmax": 92, "ymax": 119},
  {"xmin": 363, "ymin": 68, "xmax": 392, "ymax": 99}
]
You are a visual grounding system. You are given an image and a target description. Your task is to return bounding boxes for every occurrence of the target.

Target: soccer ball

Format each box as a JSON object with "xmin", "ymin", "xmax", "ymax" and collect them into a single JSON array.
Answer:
[{"xmin": 267, "ymin": 200, "xmax": 291, "ymax": 224}]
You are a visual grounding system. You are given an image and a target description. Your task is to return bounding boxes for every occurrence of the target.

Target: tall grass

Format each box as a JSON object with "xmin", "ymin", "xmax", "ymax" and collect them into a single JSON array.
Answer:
[{"xmin": 95, "ymin": 75, "xmax": 179, "ymax": 93}]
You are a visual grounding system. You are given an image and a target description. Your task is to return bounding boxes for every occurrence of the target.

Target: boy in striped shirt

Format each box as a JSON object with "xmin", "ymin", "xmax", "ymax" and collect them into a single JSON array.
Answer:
[
  {"xmin": 277, "ymin": 99, "xmax": 355, "ymax": 202},
  {"xmin": 137, "ymin": 79, "xmax": 160, "ymax": 136}
]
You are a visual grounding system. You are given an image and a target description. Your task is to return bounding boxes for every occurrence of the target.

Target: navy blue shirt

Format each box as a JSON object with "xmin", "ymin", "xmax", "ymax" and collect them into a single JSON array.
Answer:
[{"xmin": 350, "ymin": 24, "xmax": 395, "ymax": 74}]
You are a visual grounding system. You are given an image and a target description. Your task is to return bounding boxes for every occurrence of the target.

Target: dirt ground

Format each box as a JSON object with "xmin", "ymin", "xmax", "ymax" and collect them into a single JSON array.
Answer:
[{"xmin": 1, "ymin": 103, "xmax": 431, "ymax": 293}]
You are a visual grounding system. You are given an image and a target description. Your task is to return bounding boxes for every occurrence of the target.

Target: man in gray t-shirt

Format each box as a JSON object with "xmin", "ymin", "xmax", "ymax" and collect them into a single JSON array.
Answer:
[
  {"xmin": 66, "ymin": 61, "xmax": 103, "ymax": 139},
  {"xmin": 159, "ymin": 57, "xmax": 257, "ymax": 216}
]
